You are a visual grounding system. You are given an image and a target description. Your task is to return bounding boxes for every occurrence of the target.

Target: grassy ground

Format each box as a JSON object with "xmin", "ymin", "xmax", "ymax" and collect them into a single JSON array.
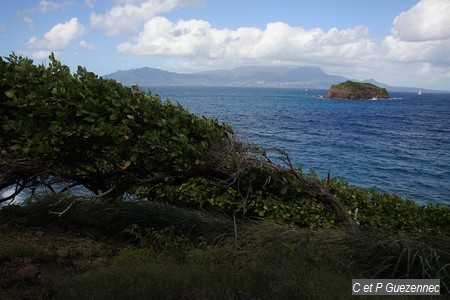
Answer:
[{"xmin": 0, "ymin": 196, "xmax": 448, "ymax": 299}]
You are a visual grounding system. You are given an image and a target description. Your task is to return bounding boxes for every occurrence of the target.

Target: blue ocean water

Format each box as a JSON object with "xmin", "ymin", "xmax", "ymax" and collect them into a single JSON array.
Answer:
[{"xmin": 148, "ymin": 86, "xmax": 450, "ymax": 205}]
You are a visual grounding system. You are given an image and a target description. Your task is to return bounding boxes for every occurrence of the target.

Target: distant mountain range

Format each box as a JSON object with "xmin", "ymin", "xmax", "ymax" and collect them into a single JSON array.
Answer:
[{"xmin": 103, "ymin": 66, "xmax": 448, "ymax": 93}]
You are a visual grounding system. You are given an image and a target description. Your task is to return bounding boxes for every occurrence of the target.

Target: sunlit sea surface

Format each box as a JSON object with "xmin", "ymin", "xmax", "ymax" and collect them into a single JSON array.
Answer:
[{"xmin": 148, "ymin": 86, "xmax": 450, "ymax": 205}]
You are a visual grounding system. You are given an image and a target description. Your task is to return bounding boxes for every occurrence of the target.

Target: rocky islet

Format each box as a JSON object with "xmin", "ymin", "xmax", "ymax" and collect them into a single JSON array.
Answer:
[{"xmin": 325, "ymin": 80, "xmax": 390, "ymax": 99}]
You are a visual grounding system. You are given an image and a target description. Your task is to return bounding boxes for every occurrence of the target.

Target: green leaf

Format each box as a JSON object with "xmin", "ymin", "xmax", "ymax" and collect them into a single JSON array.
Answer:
[
  {"xmin": 84, "ymin": 116, "xmax": 95, "ymax": 122},
  {"xmin": 5, "ymin": 90, "xmax": 15, "ymax": 98},
  {"xmin": 10, "ymin": 144, "xmax": 21, "ymax": 151}
]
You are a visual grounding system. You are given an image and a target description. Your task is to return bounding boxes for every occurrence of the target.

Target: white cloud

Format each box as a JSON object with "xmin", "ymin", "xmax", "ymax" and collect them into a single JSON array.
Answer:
[
  {"xmin": 383, "ymin": 0, "xmax": 450, "ymax": 68},
  {"xmin": 25, "ymin": 18, "xmax": 85, "ymax": 50},
  {"xmin": 416, "ymin": 62, "xmax": 433, "ymax": 76},
  {"xmin": 85, "ymin": 0, "xmax": 95, "ymax": 8},
  {"xmin": 392, "ymin": 0, "xmax": 450, "ymax": 42},
  {"xmin": 24, "ymin": 17, "xmax": 34, "ymax": 31},
  {"xmin": 29, "ymin": 50, "xmax": 54, "ymax": 60},
  {"xmin": 89, "ymin": 0, "xmax": 201, "ymax": 36},
  {"xmin": 383, "ymin": 36, "xmax": 450, "ymax": 65},
  {"xmin": 18, "ymin": 0, "xmax": 442, "ymax": 89},
  {"xmin": 117, "ymin": 17, "xmax": 377, "ymax": 71},
  {"xmin": 112, "ymin": 8, "xmax": 448, "ymax": 89},
  {"xmin": 38, "ymin": 0, "xmax": 73, "ymax": 12},
  {"xmin": 79, "ymin": 40, "xmax": 97, "ymax": 50}
]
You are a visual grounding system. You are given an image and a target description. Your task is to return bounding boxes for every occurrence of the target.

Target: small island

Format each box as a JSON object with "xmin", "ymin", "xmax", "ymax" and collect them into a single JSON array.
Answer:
[{"xmin": 324, "ymin": 80, "xmax": 390, "ymax": 100}]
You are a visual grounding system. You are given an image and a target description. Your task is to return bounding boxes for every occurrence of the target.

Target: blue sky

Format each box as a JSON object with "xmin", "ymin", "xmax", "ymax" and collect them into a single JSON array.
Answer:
[{"xmin": 1, "ymin": 0, "xmax": 449, "ymax": 89}]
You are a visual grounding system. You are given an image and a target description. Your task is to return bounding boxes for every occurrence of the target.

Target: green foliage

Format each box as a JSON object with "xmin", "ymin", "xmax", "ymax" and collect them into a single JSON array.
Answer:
[
  {"xmin": 0, "ymin": 194, "xmax": 235, "ymax": 244},
  {"xmin": 0, "ymin": 53, "xmax": 229, "ymax": 197},
  {"xmin": 327, "ymin": 177, "xmax": 450, "ymax": 231},
  {"xmin": 332, "ymin": 80, "xmax": 384, "ymax": 93},
  {"xmin": 123, "ymin": 224, "xmax": 200, "ymax": 254},
  {"xmin": 138, "ymin": 173, "xmax": 337, "ymax": 229}
]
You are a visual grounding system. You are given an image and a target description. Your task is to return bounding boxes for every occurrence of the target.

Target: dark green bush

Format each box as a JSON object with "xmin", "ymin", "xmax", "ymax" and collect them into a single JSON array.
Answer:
[
  {"xmin": 327, "ymin": 177, "xmax": 449, "ymax": 231},
  {"xmin": 0, "ymin": 53, "xmax": 229, "ymax": 198}
]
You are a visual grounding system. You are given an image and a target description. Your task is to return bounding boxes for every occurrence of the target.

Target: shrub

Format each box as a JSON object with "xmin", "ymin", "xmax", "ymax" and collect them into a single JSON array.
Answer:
[{"xmin": 0, "ymin": 53, "xmax": 229, "ymax": 199}]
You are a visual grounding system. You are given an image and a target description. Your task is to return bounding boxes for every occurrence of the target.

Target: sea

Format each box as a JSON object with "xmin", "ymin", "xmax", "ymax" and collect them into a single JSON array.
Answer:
[{"xmin": 147, "ymin": 86, "xmax": 450, "ymax": 205}]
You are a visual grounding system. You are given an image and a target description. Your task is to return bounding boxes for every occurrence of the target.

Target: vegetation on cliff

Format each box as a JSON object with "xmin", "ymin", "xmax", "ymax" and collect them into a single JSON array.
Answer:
[
  {"xmin": 0, "ymin": 53, "xmax": 449, "ymax": 298},
  {"xmin": 325, "ymin": 80, "xmax": 390, "ymax": 99},
  {"xmin": 1, "ymin": 53, "xmax": 448, "ymax": 230}
]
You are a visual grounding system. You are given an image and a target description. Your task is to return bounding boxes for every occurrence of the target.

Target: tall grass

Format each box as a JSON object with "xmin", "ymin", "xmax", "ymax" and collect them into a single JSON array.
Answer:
[
  {"xmin": 324, "ymin": 230, "xmax": 449, "ymax": 293},
  {"xmin": 1, "ymin": 194, "xmax": 448, "ymax": 298},
  {"xmin": 50, "ymin": 221, "xmax": 353, "ymax": 300},
  {"xmin": 0, "ymin": 193, "xmax": 235, "ymax": 242}
]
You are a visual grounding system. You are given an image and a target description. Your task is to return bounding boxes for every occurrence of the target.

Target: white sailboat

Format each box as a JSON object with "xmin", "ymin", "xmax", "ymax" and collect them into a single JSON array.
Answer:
[{"xmin": 418, "ymin": 90, "xmax": 422, "ymax": 95}]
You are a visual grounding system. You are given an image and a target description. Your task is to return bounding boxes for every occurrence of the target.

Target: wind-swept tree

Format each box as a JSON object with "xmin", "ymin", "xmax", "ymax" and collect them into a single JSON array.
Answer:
[
  {"xmin": 0, "ymin": 53, "xmax": 229, "ymax": 200},
  {"xmin": 0, "ymin": 53, "xmax": 359, "ymax": 230}
]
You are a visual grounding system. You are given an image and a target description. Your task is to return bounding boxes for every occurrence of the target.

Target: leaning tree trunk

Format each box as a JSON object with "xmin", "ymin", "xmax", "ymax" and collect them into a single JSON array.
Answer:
[
  {"xmin": 276, "ymin": 150, "xmax": 360, "ymax": 231},
  {"xmin": 274, "ymin": 150, "xmax": 360, "ymax": 231},
  {"xmin": 303, "ymin": 180, "xmax": 360, "ymax": 231},
  {"xmin": 207, "ymin": 137, "xmax": 361, "ymax": 231}
]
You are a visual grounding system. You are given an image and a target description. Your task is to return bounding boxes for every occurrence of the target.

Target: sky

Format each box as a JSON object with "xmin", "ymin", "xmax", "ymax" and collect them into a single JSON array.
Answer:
[{"xmin": 1, "ymin": 0, "xmax": 449, "ymax": 90}]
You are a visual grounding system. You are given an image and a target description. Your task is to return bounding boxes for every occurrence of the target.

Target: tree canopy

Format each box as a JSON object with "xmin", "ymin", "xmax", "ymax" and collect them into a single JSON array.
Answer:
[{"xmin": 0, "ymin": 53, "xmax": 230, "ymax": 200}]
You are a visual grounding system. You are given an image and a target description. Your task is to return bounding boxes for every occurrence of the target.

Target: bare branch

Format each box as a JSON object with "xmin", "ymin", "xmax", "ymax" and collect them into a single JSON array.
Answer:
[
  {"xmin": 0, "ymin": 178, "xmax": 27, "ymax": 204},
  {"xmin": 49, "ymin": 198, "xmax": 76, "ymax": 217}
]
